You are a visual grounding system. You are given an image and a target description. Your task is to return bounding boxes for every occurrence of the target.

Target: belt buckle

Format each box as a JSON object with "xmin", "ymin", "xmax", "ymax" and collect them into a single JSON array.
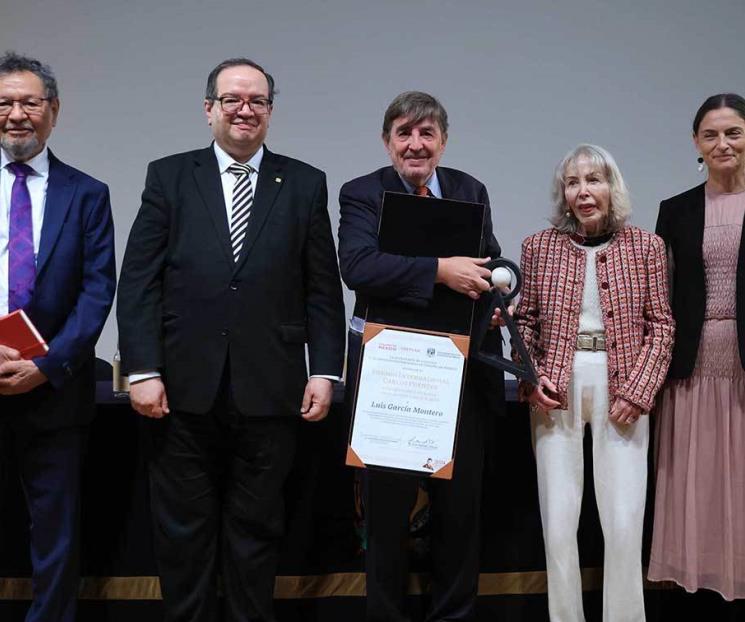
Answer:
[
  {"xmin": 577, "ymin": 334, "xmax": 592, "ymax": 351},
  {"xmin": 577, "ymin": 334, "xmax": 603, "ymax": 351}
]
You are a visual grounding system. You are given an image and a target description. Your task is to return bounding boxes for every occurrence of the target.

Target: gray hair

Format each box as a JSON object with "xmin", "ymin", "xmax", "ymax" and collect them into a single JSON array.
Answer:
[
  {"xmin": 0, "ymin": 51, "xmax": 58, "ymax": 99},
  {"xmin": 550, "ymin": 144, "xmax": 631, "ymax": 234},
  {"xmin": 382, "ymin": 91, "xmax": 448, "ymax": 140},
  {"xmin": 205, "ymin": 58, "xmax": 276, "ymax": 102}
]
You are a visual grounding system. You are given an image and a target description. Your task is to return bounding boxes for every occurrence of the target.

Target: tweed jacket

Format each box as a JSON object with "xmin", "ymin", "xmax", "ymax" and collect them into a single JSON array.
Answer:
[{"xmin": 515, "ymin": 226, "xmax": 675, "ymax": 412}]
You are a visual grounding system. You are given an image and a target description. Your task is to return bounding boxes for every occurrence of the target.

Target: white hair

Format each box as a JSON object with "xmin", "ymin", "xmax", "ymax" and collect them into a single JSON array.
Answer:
[{"xmin": 550, "ymin": 143, "xmax": 632, "ymax": 234}]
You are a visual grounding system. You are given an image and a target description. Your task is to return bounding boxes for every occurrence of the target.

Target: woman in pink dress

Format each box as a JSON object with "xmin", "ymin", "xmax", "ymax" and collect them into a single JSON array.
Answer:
[{"xmin": 649, "ymin": 93, "xmax": 745, "ymax": 601}]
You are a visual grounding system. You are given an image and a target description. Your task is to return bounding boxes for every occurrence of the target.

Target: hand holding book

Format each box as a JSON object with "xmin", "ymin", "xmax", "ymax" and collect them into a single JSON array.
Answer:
[{"xmin": 0, "ymin": 310, "xmax": 49, "ymax": 359}]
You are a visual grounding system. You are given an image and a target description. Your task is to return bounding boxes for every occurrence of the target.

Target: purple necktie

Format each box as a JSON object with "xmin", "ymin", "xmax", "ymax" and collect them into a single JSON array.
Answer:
[{"xmin": 7, "ymin": 162, "xmax": 35, "ymax": 312}]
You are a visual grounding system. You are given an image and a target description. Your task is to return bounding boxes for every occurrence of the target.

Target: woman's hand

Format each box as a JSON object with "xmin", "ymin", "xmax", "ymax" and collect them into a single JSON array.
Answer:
[
  {"xmin": 609, "ymin": 397, "xmax": 643, "ymax": 425},
  {"xmin": 489, "ymin": 305, "xmax": 515, "ymax": 329},
  {"xmin": 527, "ymin": 376, "xmax": 561, "ymax": 413}
]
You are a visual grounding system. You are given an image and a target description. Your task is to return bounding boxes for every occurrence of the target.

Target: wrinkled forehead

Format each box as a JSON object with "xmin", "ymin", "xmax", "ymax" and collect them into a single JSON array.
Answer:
[
  {"xmin": 0, "ymin": 71, "xmax": 47, "ymax": 96},
  {"xmin": 698, "ymin": 106, "xmax": 745, "ymax": 131},
  {"xmin": 391, "ymin": 115, "xmax": 441, "ymax": 134}
]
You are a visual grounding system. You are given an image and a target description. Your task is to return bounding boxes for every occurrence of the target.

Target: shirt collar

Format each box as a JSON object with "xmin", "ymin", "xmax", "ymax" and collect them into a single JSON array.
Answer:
[
  {"xmin": 213, "ymin": 142, "xmax": 264, "ymax": 175},
  {"xmin": 1, "ymin": 146, "xmax": 50, "ymax": 176},
  {"xmin": 397, "ymin": 169, "xmax": 442, "ymax": 198}
]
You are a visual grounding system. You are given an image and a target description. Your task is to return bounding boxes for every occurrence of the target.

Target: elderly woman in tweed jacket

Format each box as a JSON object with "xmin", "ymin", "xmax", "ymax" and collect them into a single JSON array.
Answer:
[{"xmin": 515, "ymin": 144, "xmax": 674, "ymax": 622}]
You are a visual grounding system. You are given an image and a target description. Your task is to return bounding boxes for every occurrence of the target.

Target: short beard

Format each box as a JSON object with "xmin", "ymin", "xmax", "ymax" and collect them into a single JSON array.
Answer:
[{"xmin": 0, "ymin": 134, "xmax": 42, "ymax": 161}]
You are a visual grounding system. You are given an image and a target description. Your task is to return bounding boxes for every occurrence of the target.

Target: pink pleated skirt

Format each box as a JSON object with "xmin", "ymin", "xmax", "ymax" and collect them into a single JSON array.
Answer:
[{"xmin": 649, "ymin": 318, "xmax": 745, "ymax": 600}]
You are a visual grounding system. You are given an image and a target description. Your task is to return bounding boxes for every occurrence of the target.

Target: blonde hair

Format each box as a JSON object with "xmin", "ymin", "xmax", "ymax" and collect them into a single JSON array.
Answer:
[{"xmin": 550, "ymin": 144, "xmax": 632, "ymax": 234}]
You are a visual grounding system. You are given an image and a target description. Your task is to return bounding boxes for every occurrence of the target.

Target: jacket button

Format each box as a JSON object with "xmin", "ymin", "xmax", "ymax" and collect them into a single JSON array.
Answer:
[
  {"xmin": 221, "ymin": 329, "xmax": 229, "ymax": 336},
  {"xmin": 599, "ymin": 254, "xmax": 607, "ymax": 263},
  {"xmin": 229, "ymin": 282, "xmax": 239, "ymax": 291},
  {"xmin": 607, "ymin": 310, "xmax": 614, "ymax": 318},
  {"xmin": 601, "ymin": 282, "xmax": 609, "ymax": 290}
]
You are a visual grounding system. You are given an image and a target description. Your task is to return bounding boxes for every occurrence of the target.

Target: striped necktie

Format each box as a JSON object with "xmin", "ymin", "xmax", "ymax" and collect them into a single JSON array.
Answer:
[{"xmin": 228, "ymin": 163, "xmax": 254, "ymax": 262}]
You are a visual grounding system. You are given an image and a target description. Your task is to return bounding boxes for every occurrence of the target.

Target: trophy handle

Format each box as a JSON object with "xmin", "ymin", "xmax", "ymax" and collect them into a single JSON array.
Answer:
[
  {"xmin": 483, "ymin": 257, "xmax": 522, "ymax": 302},
  {"xmin": 472, "ymin": 259, "xmax": 539, "ymax": 385}
]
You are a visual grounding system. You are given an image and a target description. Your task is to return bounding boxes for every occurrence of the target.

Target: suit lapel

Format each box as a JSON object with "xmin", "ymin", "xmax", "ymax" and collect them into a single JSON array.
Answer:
[
  {"xmin": 233, "ymin": 148, "xmax": 284, "ymax": 272},
  {"xmin": 192, "ymin": 147, "xmax": 233, "ymax": 265},
  {"xmin": 689, "ymin": 183, "xmax": 706, "ymax": 261},
  {"xmin": 381, "ymin": 166, "xmax": 408, "ymax": 194},
  {"xmin": 739, "ymin": 189, "xmax": 745, "ymax": 332},
  {"xmin": 382, "ymin": 166, "xmax": 459, "ymax": 199},
  {"xmin": 435, "ymin": 167, "xmax": 456, "ymax": 199},
  {"xmin": 36, "ymin": 151, "xmax": 75, "ymax": 275}
]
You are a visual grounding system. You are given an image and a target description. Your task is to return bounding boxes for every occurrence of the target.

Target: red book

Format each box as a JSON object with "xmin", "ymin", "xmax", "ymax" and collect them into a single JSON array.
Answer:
[{"xmin": 0, "ymin": 309, "xmax": 49, "ymax": 359}]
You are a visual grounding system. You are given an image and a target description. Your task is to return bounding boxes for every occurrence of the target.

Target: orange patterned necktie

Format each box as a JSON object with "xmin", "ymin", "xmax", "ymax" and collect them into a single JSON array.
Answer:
[{"xmin": 414, "ymin": 185, "xmax": 431, "ymax": 197}]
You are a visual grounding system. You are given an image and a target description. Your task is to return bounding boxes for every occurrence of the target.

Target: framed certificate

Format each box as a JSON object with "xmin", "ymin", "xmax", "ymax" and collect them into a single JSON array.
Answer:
[
  {"xmin": 346, "ymin": 323, "xmax": 468, "ymax": 478},
  {"xmin": 346, "ymin": 192, "xmax": 485, "ymax": 478}
]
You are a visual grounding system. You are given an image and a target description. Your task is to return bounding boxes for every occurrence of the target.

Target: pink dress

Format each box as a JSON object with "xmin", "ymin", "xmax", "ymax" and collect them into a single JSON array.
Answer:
[{"xmin": 648, "ymin": 188, "xmax": 745, "ymax": 600}]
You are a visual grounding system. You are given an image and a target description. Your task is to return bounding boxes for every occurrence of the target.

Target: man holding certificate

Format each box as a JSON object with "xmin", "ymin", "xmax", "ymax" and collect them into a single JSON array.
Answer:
[{"xmin": 338, "ymin": 91, "xmax": 504, "ymax": 622}]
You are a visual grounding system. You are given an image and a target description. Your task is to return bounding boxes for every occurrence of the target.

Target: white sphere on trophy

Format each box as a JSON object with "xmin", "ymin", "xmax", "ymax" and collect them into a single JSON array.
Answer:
[{"xmin": 491, "ymin": 266, "xmax": 512, "ymax": 290}]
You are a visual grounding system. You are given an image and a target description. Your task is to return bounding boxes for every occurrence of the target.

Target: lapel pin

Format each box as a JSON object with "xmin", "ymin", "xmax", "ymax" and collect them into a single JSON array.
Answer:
[{"xmin": 275, "ymin": 177, "xmax": 282, "ymax": 183}]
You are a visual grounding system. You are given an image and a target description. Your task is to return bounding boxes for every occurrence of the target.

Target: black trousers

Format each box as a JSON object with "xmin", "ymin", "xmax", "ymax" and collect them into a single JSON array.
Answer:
[
  {"xmin": 147, "ymin": 372, "xmax": 298, "ymax": 622},
  {"xmin": 0, "ymin": 420, "xmax": 87, "ymax": 622},
  {"xmin": 346, "ymin": 330, "xmax": 486, "ymax": 622}
]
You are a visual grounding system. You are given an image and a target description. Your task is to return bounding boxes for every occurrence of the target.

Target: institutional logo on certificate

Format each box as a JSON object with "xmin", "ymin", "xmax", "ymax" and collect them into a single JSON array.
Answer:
[{"xmin": 349, "ymin": 327, "xmax": 466, "ymax": 474}]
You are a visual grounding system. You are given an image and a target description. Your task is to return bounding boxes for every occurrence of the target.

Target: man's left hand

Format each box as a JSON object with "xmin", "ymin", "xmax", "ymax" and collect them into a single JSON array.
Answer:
[
  {"xmin": 300, "ymin": 377, "xmax": 333, "ymax": 422},
  {"xmin": 0, "ymin": 360, "xmax": 48, "ymax": 395}
]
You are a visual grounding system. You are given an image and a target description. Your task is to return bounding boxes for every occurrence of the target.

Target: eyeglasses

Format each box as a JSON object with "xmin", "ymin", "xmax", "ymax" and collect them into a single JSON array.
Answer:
[
  {"xmin": 0, "ymin": 97, "xmax": 52, "ymax": 116},
  {"xmin": 214, "ymin": 95, "xmax": 272, "ymax": 115}
]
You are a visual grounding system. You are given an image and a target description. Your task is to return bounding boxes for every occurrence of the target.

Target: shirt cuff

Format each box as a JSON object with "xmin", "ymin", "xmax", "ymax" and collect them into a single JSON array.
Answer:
[
  {"xmin": 310, "ymin": 374, "xmax": 341, "ymax": 382},
  {"xmin": 128, "ymin": 370, "xmax": 161, "ymax": 384}
]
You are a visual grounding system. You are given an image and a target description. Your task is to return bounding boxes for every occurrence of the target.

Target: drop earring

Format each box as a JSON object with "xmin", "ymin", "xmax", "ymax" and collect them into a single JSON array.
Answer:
[{"xmin": 697, "ymin": 156, "xmax": 704, "ymax": 173}]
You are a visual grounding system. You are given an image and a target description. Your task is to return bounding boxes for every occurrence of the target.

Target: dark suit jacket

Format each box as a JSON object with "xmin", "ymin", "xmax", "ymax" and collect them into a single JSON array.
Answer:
[
  {"xmin": 338, "ymin": 165, "xmax": 504, "ymax": 414},
  {"xmin": 2, "ymin": 151, "xmax": 117, "ymax": 430},
  {"xmin": 656, "ymin": 183, "xmax": 745, "ymax": 378},
  {"xmin": 117, "ymin": 145, "xmax": 345, "ymax": 417}
]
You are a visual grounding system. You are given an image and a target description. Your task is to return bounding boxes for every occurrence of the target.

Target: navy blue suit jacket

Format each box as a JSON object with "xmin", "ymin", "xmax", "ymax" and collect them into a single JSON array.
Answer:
[
  {"xmin": 338, "ymin": 165, "xmax": 505, "ymax": 415},
  {"xmin": 339, "ymin": 166, "xmax": 500, "ymax": 318},
  {"xmin": 3, "ymin": 151, "xmax": 116, "ymax": 430}
]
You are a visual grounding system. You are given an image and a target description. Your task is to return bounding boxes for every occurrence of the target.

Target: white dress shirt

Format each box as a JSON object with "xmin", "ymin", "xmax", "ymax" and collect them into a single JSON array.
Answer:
[
  {"xmin": 214, "ymin": 141, "xmax": 263, "ymax": 215},
  {"xmin": 0, "ymin": 147, "xmax": 50, "ymax": 316},
  {"xmin": 397, "ymin": 170, "xmax": 443, "ymax": 199}
]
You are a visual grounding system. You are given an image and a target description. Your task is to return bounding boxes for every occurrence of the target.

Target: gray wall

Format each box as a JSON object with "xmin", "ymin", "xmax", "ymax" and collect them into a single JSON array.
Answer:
[{"xmin": 4, "ymin": 0, "xmax": 744, "ymax": 361}]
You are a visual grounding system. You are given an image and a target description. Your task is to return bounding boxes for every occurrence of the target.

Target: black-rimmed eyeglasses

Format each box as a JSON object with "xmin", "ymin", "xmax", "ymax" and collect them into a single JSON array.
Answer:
[{"xmin": 213, "ymin": 95, "xmax": 272, "ymax": 115}]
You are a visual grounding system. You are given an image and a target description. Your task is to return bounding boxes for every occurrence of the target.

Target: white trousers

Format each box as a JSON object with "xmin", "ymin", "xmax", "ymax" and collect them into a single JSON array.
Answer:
[{"xmin": 531, "ymin": 351, "xmax": 649, "ymax": 622}]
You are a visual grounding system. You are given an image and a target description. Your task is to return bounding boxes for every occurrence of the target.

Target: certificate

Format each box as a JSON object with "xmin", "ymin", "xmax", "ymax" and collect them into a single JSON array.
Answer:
[
  {"xmin": 346, "ymin": 323, "xmax": 468, "ymax": 478},
  {"xmin": 345, "ymin": 192, "xmax": 485, "ymax": 478}
]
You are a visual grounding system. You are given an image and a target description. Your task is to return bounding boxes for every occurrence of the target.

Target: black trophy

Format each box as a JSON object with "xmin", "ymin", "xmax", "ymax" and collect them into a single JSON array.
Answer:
[{"xmin": 471, "ymin": 258, "xmax": 539, "ymax": 385}]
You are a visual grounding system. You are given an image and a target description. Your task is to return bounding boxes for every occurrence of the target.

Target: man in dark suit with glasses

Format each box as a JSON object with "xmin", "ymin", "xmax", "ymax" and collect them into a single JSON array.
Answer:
[{"xmin": 117, "ymin": 57, "xmax": 345, "ymax": 622}]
